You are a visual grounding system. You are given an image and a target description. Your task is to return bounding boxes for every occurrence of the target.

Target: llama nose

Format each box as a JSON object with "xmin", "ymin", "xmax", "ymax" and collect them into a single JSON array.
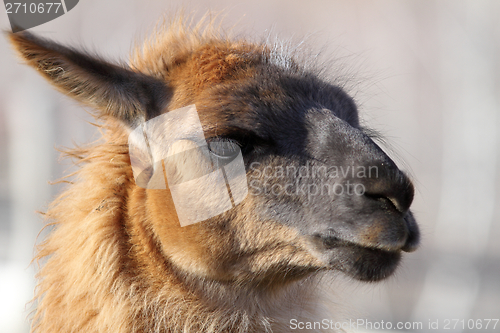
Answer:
[
  {"xmin": 362, "ymin": 165, "xmax": 414, "ymax": 214},
  {"xmin": 357, "ymin": 166, "xmax": 419, "ymax": 253}
]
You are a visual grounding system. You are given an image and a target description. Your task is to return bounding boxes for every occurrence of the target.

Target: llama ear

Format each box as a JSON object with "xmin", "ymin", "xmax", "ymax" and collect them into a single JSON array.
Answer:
[{"xmin": 8, "ymin": 31, "xmax": 168, "ymax": 125}]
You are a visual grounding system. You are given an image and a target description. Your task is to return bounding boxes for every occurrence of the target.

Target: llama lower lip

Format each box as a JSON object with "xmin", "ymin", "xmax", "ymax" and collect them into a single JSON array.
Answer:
[
  {"xmin": 331, "ymin": 245, "xmax": 401, "ymax": 281},
  {"xmin": 314, "ymin": 237, "xmax": 402, "ymax": 281}
]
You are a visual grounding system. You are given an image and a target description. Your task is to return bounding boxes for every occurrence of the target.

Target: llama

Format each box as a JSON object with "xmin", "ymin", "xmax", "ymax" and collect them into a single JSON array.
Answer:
[{"xmin": 9, "ymin": 16, "xmax": 419, "ymax": 333}]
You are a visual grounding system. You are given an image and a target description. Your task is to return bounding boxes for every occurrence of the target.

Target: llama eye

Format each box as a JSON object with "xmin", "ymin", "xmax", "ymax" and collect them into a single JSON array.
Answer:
[{"xmin": 207, "ymin": 138, "xmax": 241, "ymax": 159}]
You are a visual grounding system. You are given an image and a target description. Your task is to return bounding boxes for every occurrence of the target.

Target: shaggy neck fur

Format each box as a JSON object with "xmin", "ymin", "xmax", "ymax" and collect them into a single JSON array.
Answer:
[{"xmin": 35, "ymin": 121, "xmax": 332, "ymax": 333}]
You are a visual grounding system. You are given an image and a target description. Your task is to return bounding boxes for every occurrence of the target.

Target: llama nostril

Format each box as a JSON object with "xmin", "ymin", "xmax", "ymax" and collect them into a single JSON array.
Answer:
[
  {"xmin": 364, "ymin": 192, "xmax": 405, "ymax": 213},
  {"xmin": 361, "ymin": 168, "xmax": 415, "ymax": 214},
  {"xmin": 388, "ymin": 197, "xmax": 404, "ymax": 213}
]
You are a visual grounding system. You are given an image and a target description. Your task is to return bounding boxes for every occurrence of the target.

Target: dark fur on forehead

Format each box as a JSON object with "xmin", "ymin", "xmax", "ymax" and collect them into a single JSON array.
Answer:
[{"xmin": 193, "ymin": 61, "xmax": 360, "ymax": 157}]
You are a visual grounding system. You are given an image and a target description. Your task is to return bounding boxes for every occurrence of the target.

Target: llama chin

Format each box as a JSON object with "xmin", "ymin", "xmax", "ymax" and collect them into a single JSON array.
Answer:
[{"xmin": 8, "ymin": 14, "xmax": 419, "ymax": 333}]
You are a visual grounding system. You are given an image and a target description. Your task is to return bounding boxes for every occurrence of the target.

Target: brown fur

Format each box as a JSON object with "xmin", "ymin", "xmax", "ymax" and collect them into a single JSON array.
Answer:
[
  {"xmin": 33, "ymin": 122, "xmax": 326, "ymax": 333},
  {"xmin": 9, "ymin": 14, "xmax": 419, "ymax": 333},
  {"xmin": 12, "ymin": 18, "xmax": 328, "ymax": 333}
]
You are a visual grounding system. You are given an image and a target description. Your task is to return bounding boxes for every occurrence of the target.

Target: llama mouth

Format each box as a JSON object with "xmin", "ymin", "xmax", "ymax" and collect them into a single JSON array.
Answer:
[
  {"xmin": 335, "ymin": 242, "xmax": 401, "ymax": 281},
  {"xmin": 312, "ymin": 236, "xmax": 402, "ymax": 281}
]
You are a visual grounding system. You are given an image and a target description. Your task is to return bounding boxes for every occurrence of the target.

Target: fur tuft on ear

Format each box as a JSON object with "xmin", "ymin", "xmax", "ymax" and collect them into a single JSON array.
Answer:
[{"xmin": 8, "ymin": 31, "xmax": 169, "ymax": 124}]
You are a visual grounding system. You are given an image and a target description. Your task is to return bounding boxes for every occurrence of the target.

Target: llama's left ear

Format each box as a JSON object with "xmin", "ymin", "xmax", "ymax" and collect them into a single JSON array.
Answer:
[{"xmin": 8, "ymin": 31, "xmax": 168, "ymax": 125}]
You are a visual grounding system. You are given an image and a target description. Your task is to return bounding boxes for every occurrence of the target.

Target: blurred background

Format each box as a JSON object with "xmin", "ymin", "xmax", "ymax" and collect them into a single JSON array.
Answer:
[{"xmin": 1, "ymin": 1, "xmax": 499, "ymax": 332}]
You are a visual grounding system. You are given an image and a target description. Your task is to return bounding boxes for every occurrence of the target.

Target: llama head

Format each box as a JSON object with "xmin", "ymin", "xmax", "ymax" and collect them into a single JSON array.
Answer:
[{"xmin": 8, "ymin": 21, "xmax": 419, "ymax": 289}]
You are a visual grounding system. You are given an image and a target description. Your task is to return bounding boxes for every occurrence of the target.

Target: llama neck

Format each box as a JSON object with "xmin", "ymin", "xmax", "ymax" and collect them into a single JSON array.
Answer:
[
  {"xmin": 123, "ymin": 190, "xmax": 328, "ymax": 332},
  {"xmin": 124, "ymin": 262, "xmax": 327, "ymax": 332}
]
